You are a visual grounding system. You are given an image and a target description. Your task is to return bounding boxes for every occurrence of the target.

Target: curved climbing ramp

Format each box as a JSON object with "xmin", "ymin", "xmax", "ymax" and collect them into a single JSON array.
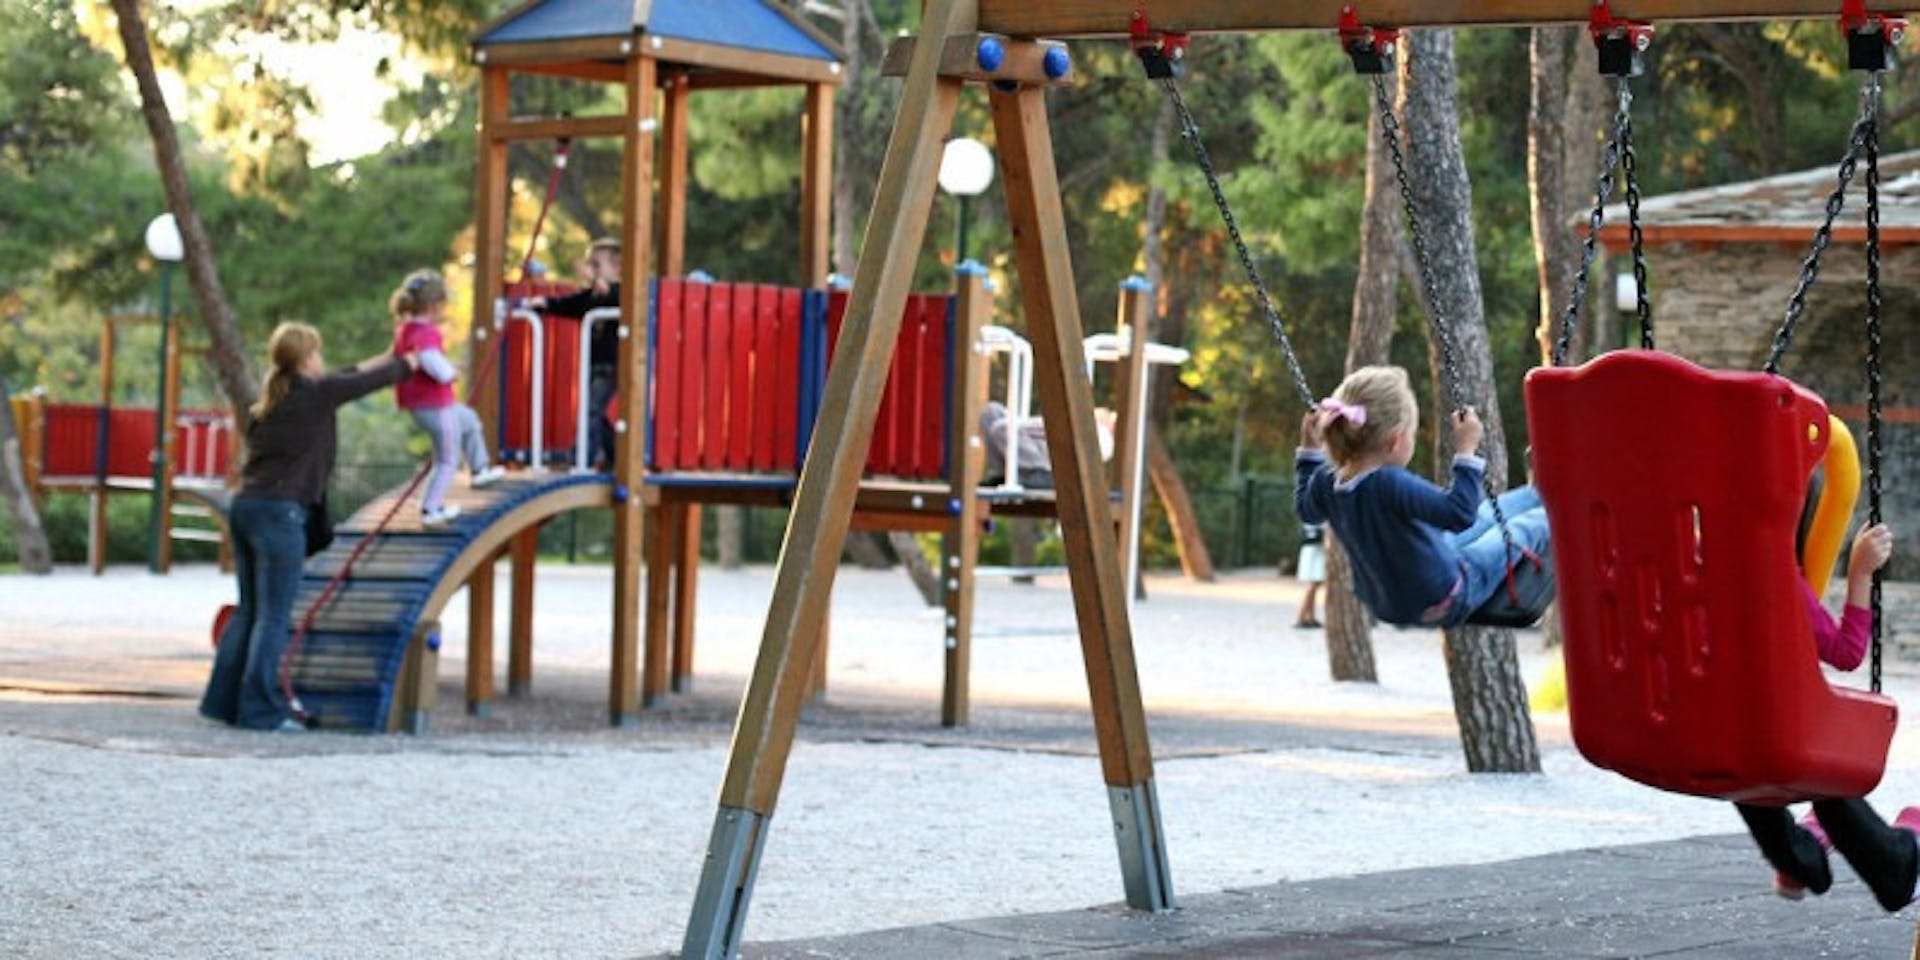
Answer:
[{"xmin": 289, "ymin": 472, "xmax": 613, "ymax": 732}]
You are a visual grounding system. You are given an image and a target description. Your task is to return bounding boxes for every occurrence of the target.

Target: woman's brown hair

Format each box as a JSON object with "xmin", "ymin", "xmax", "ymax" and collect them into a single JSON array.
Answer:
[{"xmin": 252, "ymin": 322, "xmax": 322, "ymax": 422}]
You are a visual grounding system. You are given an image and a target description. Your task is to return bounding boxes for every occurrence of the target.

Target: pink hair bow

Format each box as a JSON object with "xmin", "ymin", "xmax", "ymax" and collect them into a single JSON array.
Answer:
[{"xmin": 1319, "ymin": 398, "xmax": 1368, "ymax": 427}]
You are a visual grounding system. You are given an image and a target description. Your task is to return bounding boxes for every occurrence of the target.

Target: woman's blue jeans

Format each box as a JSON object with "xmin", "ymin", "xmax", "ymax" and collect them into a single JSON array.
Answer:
[{"xmin": 200, "ymin": 496, "xmax": 307, "ymax": 729}]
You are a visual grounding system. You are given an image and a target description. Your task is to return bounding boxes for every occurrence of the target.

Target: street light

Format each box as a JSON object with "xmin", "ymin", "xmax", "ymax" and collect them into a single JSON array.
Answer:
[
  {"xmin": 938, "ymin": 137, "xmax": 995, "ymax": 268},
  {"xmin": 145, "ymin": 213, "xmax": 183, "ymax": 573}
]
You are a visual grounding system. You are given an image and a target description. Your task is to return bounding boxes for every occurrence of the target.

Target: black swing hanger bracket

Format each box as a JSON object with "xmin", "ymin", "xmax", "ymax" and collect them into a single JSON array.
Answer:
[
  {"xmin": 1841, "ymin": 0, "xmax": 1906, "ymax": 71},
  {"xmin": 1589, "ymin": 0, "xmax": 1655, "ymax": 78},
  {"xmin": 1337, "ymin": 5, "xmax": 1401, "ymax": 75},
  {"xmin": 1129, "ymin": 9, "xmax": 1190, "ymax": 80}
]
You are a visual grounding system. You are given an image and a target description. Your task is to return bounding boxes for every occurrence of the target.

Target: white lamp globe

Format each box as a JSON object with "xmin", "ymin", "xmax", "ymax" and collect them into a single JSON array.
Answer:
[
  {"xmin": 145, "ymin": 213, "xmax": 184, "ymax": 263},
  {"xmin": 938, "ymin": 137, "xmax": 995, "ymax": 197},
  {"xmin": 1614, "ymin": 272, "xmax": 1638, "ymax": 312}
]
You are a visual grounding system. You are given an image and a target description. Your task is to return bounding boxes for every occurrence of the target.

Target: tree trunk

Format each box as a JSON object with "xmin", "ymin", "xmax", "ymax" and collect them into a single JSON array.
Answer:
[
  {"xmin": 0, "ymin": 383, "xmax": 53, "ymax": 574},
  {"xmin": 110, "ymin": 0, "xmax": 256, "ymax": 425},
  {"xmin": 888, "ymin": 531, "xmax": 940, "ymax": 606},
  {"xmin": 1322, "ymin": 68, "xmax": 1407, "ymax": 684},
  {"xmin": 717, "ymin": 505, "xmax": 744, "ymax": 570},
  {"xmin": 1009, "ymin": 518, "xmax": 1039, "ymax": 584},
  {"xmin": 1401, "ymin": 30, "xmax": 1541, "ymax": 774},
  {"xmin": 1145, "ymin": 425, "xmax": 1215, "ymax": 581}
]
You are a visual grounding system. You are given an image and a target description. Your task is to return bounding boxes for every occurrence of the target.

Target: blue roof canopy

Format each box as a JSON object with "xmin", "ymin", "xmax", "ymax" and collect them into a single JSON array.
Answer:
[{"xmin": 476, "ymin": 0, "xmax": 840, "ymax": 64}]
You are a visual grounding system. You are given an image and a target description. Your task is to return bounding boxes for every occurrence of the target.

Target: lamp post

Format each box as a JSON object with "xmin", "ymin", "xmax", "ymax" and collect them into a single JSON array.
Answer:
[
  {"xmin": 144, "ymin": 213, "xmax": 183, "ymax": 573},
  {"xmin": 938, "ymin": 137, "xmax": 995, "ymax": 269}
]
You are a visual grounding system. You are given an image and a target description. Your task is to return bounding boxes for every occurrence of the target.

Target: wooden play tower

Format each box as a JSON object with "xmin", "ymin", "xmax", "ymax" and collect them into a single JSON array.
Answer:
[{"xmin": 467, "ymin": 0, "xmax": 839, "ymax": 726}]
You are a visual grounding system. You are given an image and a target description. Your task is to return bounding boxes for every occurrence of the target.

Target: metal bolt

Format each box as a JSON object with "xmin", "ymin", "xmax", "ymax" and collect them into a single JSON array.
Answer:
[{"xmin": 910, "ymin": 495, "xmax": 924, "ymax": 509}]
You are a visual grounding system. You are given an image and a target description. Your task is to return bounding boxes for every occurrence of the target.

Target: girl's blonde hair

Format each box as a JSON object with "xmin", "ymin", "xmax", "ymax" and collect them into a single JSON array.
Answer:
[
  {"xmin": 252, "ymin": 322, "xmax": 322, "ymax": 422},
  {"xmin": 389, "ymin": 268, "xmax": 448, "ymax": 318},
  {"xmin": 1322, "ymin": 365, "xmax": 1417, "ymax": 467}
]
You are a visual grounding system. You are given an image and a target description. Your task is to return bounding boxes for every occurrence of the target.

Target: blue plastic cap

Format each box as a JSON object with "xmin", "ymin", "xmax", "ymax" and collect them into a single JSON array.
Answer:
[
  {"xmin": 955, "ymin": 259, "xmax": 988, "ymax": 277},
  {"xmin": 426, "ymin": 632, "xmax": 443, "ymax": 652},
  {"xmin": 1043, "ymin": 47, "xmax": 1072, "ymax": 80},
  {"xmin": 826, "ymin": 272, "xmax": 853, "ymax": 291},
  {"xmin": 1119, "ymin": 275, "xmax": 1154, "ymax": 292},
  {"xmin": 976, "ymin": 37, "xmax": 1006, "ymax": 72},
  {"xmin": 613, "ymin": 484, "xmax": 630, "ymax": 503},
  {"xmin": 948, "ymin": 497, "xmax": 963, "ymax": 515},
  {"xmin": 686, "ymin": 269, "xmax": 715, "ymax": 284}
]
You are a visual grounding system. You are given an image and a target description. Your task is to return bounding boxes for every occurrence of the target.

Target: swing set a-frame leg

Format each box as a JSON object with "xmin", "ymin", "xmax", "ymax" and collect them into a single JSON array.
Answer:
[{"xmin": 680, "ymin": 2, "xmax": 1168, "ymax": 956}]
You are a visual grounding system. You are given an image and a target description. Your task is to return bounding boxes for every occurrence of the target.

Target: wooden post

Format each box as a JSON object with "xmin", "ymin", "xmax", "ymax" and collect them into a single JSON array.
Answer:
[
  {"xmin": 471, "ymin": 66, "xmax": 511, "ymax": 453},
  {"xmin": 674, "ymin": 505, "xmax": 701, "ymax": 691},
  {"xmin": 682, "ymin": 1, "xmax": 973, "ymax": 952},
  {"xmin": 659, "ymin": 72, "xmax": 691, "ymax": 278},
  {"xmin": 467, "ymin": 555, "xmax": 496, "ymax": 716},
  {"xmin": 990, "ymin": 80, "xmax": 1171, "ymax": 911},
  {"xmin": 1111, "ymin": 279, "xmax": 1153, "ymax": 597},
  {"xmin": 941, "ymin": 266, "xmax": 992, "ymax": 727},
  {"xmin": 609, "ymin": 53, "xmax": 658, "ymax": 728},
  {"xmin": 810, "ymin": 604, "xmax": 830, "ymax": 699},
  {"xmin": 508, "ymin": 527, "xmax": 537, "ymax": 696},
  {"xmin": 644, "ymin": 502, "xmax": 675, "ymax": 707},
  {"xmin": 394, "ymin": 619, "xmax": 442, "ymax": 735},
  {"xmin": 90, "ymin": 319, "xmax": 115, "ymax": 576},
  {"xmin": 157, "ymin": 327, "xmax": 182, "ymax": 573},
  {"xmin": 801, "ymin": 82, "xmax": 834, "ymax": 288}
]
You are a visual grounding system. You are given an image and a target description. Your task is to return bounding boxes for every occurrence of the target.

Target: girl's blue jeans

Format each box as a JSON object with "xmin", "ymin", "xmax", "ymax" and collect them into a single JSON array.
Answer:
[{"xmin": 1444, "ymin": 485, "xmax": 1552, "ymax": 625}]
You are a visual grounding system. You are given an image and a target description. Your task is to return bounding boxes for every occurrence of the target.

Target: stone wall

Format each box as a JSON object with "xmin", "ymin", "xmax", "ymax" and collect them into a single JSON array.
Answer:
[{"xmin": 1642, "ymin": 242, "xmax": 1918, "ymax": 582}]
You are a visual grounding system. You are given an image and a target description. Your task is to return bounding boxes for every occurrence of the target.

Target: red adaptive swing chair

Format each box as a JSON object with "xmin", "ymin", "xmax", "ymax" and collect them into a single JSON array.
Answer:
[{"xmin": 1526, "ymin": 351, "xmax": 1896, "ymax": 805}]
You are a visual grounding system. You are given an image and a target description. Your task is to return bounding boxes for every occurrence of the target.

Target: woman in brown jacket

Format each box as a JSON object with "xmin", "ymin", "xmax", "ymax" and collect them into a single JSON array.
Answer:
[{"xmin": 200, "ymin": 323, "xmax": 415, "ymax": 731}]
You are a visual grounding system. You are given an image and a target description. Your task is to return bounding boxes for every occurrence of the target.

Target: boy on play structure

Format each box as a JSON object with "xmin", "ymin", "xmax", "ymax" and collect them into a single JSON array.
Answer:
[
  {"xmin": 1293, "ymin": 365, "xmax": 1550, "ymax": 628},
  {"xmin": 527, "ymin": 237, "xmax": 623, "ymax": 470},
  {"xmin": 391, "ymin": 269, "xmax": 504, "ymax": 527},
  {"xmin": 1744, "ymin": 517, "xmax": 1918, "ymax": 911}
]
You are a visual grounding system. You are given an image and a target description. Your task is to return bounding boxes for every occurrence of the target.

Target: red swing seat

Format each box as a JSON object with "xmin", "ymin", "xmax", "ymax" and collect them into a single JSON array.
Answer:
[{"xmin": 1525, "ymin": 350, "xmax": 1896, "ymax": 805}]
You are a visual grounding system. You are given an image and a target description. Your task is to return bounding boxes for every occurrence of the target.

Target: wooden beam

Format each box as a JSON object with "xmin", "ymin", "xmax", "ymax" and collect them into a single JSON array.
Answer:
[
  {"xmin": 390, "ymin": 620, "xmax": 443, "ymax": 734},
  {"xmin": 1597, "ymin": 223, "xmax": 1920, "ymax": 250},
  {"xmin": 882, "ymin": 34, "xmax": 1073, "ymax": 87},
  {"xmin": 506, "ymin": 60, "xmax": 627, "ymax": 85},
  {"xmin": 990, "ymin": 83, "xmax": 1154, "ymax": 786},
  {"xmin": 673, "ymin": 505, "xmax": 701, "ymax": 694},
  {"xmin": 90, "ymin": 319, "xmax": 114, "ymax": 576},
  {"xmin": 508, "ymin": 525, "xmax": 538, "ymax": 696},
  {"xmin": 659, "ymin": 74, "xmax": 692, "ymax": 278},
  {"xmin": 976, "ymin": 0, "xmax": 1909, "ymax": 36},
  {"xmin": 801, "ymin": 83, "xmax": 835, "ymax": 287},
  {"xmin": 472, "ymin": 67, "xmax": 511, "ymax": 458},
  {"xmin": 684, "ymin": 71, "xmax": 809, "ymax": 90},
  {"xmin": 466, "ymin": 556, "xmax": 496, "ymax": 716},
  {"xmin": 1111, "ymin": 281, "xmax": 1152, "ymax": 596},
  {"xmin": 157, "ymin": 326, "xmax": 182, "ymax": 573},
  {"xmin": 475, "ymin": 37, "xmax": 633, "ymax": 68},
  {"xmin": 644, "ymin": 503, "xmax": 674, "ymax": 707},
  {"xmin": 646, "ymin": 36, "xmax": 843, "ymax": 86},
  {"xmin": 942, "ymin": 267, "xmax": 992, "ymax": 727},
  {"xmin": 713, "ymin": 7, "xmax": 970, "ymax": 817},
  {"xmin": 609, "ymin": 52, "xmax": 658, "ymax": 728},
  {"xmin": 491, "ymin": 115, "xmax": 630, "ymax": 143}
]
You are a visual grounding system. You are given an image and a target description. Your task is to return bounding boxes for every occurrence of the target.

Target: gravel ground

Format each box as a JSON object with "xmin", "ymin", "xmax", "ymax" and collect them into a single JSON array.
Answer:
[{"xmin": 5, "ymin": 564, "xmax": 1920, "ymax": 959}]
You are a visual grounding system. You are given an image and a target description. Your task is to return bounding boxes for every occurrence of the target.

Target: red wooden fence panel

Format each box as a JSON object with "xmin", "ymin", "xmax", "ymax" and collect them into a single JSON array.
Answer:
[{"xmin": 653, "ymin": 279, "xmax": 685, "ymax": 469}]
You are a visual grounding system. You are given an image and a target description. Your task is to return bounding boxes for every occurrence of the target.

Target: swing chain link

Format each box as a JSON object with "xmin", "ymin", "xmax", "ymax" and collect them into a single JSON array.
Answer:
[
  {"xmin": 1620, "ymin": 90, "xmax": 1653, "ymax": 350},
  {"xmin": 1866, "ymin": 92, "xmax": 1884, "ymax": 695},
  {"xmin": 1766, "ymin": 77, "xmax": 1882, "ymax": 375},
  {"xmin": 1555, "ymin": 79, "xmax": 1635, "ymax": 367},
  {"xmin": 1158, "ymin": 76, "xmax": 1319, "ymax": 408},
  {"xmin": 1370, "ymin": 74, "xmax": 1526, "ymax": 594}
]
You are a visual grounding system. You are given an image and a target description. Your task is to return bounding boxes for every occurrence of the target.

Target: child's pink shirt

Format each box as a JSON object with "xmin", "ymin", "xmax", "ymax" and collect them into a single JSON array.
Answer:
[
  {"xmin": 393, "ymin": 319, "xmax": 457, "ymax": 410},
  {"xmin": 1802, "ymin": 579, "xmax": 1872, "ymax": 671}
]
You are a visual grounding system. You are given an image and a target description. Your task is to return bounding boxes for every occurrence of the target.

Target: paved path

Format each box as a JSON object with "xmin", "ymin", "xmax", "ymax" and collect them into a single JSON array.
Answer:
[{"xmin": 739, "ymin": 835, "xmax": 1918, "ymax": 958}]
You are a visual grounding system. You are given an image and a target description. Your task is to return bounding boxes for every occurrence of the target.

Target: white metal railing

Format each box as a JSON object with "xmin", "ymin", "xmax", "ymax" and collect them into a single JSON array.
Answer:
[
  {"xmin": 978, "ymin": 324, "xmax": 1033, "ymax": 494},
  {"xmin": 575, "ymin": 307, "xmax": 621, "ymax": 473},
  {"xmin": 507, "ymin": 307, "xmax": 545, "ymax": 470},
  {"xmin": 1084, "ymin": 327, "xmax": 1192, "ymax": 612},
  {"xmin": 173, "ymin": 412, "xmax": 231, "ymax": 481}
]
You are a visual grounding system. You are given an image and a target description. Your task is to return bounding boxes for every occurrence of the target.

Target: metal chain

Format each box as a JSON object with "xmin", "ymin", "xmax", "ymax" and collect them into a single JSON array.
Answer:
[
  {"xmin": 1370, "ymin": 75, "xmax": 1524, "ymax": 587},
  {"xmin": 1555, "ymin": 80, "xmax": 1634, "ymax": 367},
  {"xmin": 1158, "ymin": 76, "xmax": 1318, "ymax": 407},
  {"xmin": 1765, "ymin": 78, "xmax": 1881, "ymax": 375},
  {"xmin": 1619, "ymin": 89, "xmax": 1653, "ymax": 350},
  {"xmin": 1865, "ymin": 97, "xmax": 1884, "ymax": 694}
]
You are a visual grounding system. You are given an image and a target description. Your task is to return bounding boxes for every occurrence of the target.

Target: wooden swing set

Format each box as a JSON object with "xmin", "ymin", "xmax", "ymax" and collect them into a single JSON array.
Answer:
[{"xmin": 677, "ymin": 2, "xmax": 1910, "ymax": 958}]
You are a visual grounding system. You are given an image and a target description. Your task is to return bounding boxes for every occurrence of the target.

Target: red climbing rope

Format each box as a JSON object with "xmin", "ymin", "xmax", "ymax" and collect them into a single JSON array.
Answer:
[{"xmin": 279, "ymin": 139, "xmax": 573, "ymax": 726}]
